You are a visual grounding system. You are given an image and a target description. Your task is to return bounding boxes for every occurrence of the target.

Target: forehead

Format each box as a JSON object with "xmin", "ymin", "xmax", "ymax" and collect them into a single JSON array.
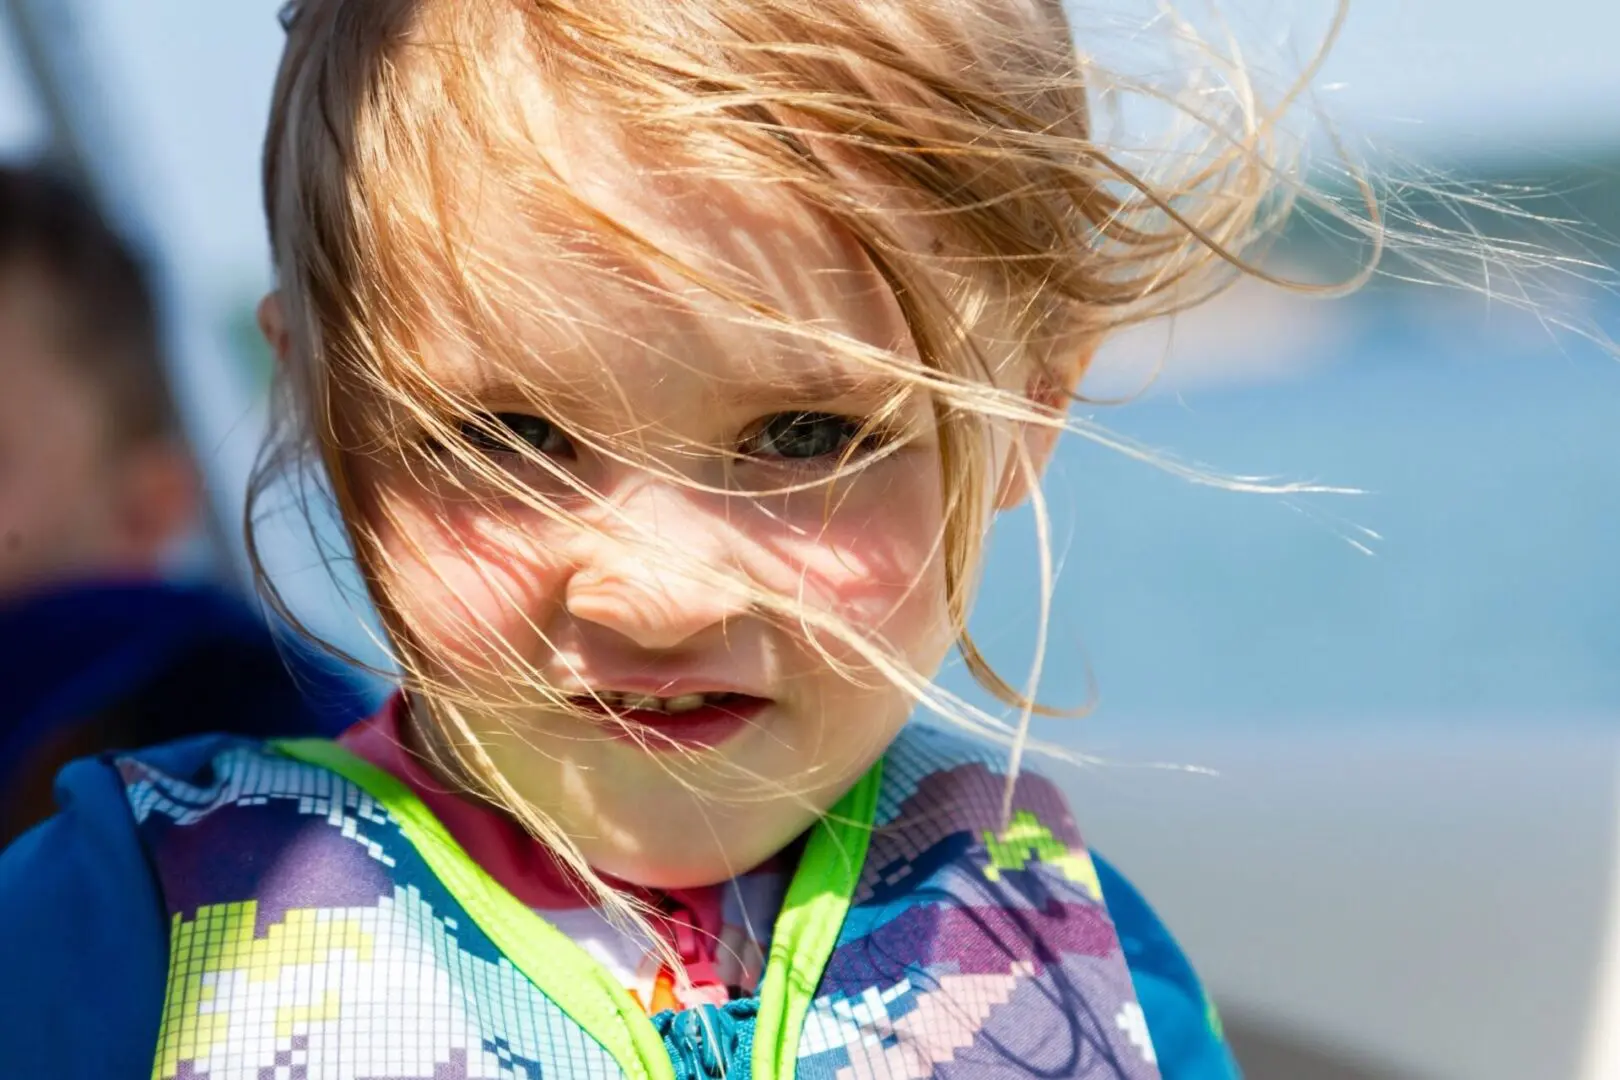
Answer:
[
  {"xmin": 0, "ymin": 271, "xmax": 112, "ymax": 448},
  {"xmin": 0, "ymin": 269, "xmax": 100, "ymax": 405},
  {"xmin": 415, "ymin": 102, "xmax": 914, "ymax": 404}
]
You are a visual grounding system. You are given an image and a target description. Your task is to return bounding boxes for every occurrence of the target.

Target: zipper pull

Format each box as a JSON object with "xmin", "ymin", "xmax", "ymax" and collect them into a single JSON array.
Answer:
[{"xmin": 655, "ymin": 1000, "xmax": 759, "ymax": 1080}]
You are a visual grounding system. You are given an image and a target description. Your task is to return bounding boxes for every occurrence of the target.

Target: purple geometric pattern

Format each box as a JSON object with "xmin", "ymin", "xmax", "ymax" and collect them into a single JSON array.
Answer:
[{"xmin": 796, "ymin": 726, "xmax": 1163, "ymax": 1080}]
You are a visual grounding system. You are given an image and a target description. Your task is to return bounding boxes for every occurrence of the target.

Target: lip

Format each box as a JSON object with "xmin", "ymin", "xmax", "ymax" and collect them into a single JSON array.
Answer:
[
  {"xmin": 573, "ymin": 693, "xmax": 769, "ymax": 751},
  {"xmin": 554, "ymin": 676, "xmax": 761, "ymax": 699}
]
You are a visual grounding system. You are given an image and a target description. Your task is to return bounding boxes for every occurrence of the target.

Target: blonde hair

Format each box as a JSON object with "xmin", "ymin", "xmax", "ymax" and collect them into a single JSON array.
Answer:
[{"xmin": 250, "ymin": 0, "xmax": 1359, "ymax": 964}]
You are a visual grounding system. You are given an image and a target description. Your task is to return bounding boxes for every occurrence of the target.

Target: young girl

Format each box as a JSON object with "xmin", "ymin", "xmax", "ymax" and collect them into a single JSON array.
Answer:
[{"xmin": 0, "ymin": 0, "xmax": 1301, "ymax": 1076}]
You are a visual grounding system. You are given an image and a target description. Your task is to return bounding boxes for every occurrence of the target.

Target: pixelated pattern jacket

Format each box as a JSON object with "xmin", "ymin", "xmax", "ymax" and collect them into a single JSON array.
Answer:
[{"xmin": 123, "ymin": 724, "xmax": 1195, "ymax": 1080}]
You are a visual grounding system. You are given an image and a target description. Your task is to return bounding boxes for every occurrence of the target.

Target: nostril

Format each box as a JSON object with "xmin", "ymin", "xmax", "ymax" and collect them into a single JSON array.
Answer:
[{"xmin": 564, "ymin": 572, "xmax": 740, "ymax": 652}]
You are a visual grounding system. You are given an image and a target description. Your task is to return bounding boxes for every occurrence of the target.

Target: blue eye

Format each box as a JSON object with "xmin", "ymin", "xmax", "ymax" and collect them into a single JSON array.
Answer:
[
  {"xmin": 742, "ymin": 412, "xmax": 868, "ymax": 461},
  {"xmin": 459, "ymin": 412, "xmax": 573, "ymax": 458}
]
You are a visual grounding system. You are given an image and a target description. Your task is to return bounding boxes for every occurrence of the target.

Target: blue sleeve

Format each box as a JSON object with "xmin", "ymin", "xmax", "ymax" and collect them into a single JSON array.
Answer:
[
  {"xmin": 0, "ymin": 755, "xmax": 168, "ymax": 1079},
  {"xmin": 1095, "ymin": 853, "xmax": 1243, "ymax": 1080}
]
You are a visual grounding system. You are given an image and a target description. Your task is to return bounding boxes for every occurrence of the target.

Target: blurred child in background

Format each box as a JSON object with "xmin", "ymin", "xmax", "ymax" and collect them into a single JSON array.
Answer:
[{"xmin": 0, "ymin": 163, "xmax": 365, "ymax": 844}]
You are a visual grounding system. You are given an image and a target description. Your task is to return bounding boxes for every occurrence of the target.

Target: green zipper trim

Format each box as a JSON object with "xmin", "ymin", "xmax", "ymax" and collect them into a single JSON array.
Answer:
[
  {"xmin": 272, "ymin": 738, "xmax": 883, "ymax": 1080},
  {"xmin": 752, "ymin": 762, "xmax": 882, "ymax": 1080}
]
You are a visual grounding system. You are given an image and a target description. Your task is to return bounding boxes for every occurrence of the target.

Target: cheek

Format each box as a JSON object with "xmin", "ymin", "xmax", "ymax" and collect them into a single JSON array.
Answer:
[
  {"xmin": 0, "ymin": 444, "xmax": 115, "ymax": 565},
  {"xmin": 361, "ymin": 452, "xmax": 956, "ymax": 679},
  {"xmin": 753, "ymin": 457, "xmax": 954, "ymax": 666},
  {"xmin": 368, "ymin": 491, "xmax": 568, "ymax": 673}
]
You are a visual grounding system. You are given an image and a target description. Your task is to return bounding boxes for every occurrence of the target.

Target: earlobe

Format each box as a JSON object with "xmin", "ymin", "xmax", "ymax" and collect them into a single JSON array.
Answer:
[
  {"xmin": 993, "ymin": 417, "xmax": 1060, "ymax": 511},
  {"xmin": 993, "ymin": 348, "xmax": 1094, "ymax": 511},
  {"xmin": 256, "ymin": 291, "xmax": 293, "ymax": 366}
]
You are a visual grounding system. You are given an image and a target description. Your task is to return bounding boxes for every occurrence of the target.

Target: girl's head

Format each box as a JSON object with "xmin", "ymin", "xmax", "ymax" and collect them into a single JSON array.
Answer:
[{"xmin": 255, "ymin": 0, "xmax": 1278, "ymax": 889}]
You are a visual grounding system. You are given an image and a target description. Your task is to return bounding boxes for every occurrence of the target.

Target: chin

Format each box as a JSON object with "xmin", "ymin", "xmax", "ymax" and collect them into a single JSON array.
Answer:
[
  {"xmin": 583, "ymin": 814, "xmax": 802, "ymax": 891},
  {"xmin": 589, "ymin": 849, "xmax": 766, "ymax": 891}
]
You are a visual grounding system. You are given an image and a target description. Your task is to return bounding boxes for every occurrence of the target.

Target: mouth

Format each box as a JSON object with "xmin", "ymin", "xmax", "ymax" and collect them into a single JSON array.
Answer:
[{"xmin": 570, "ymin": 690, "xmax": 768, "ymax": 750}]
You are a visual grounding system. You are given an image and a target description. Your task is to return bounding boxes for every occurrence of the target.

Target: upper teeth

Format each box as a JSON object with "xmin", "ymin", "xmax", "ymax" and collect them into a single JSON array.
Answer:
[{"xmin": 588, "ymin": 692, "xmax": 727, "ymax": 714}]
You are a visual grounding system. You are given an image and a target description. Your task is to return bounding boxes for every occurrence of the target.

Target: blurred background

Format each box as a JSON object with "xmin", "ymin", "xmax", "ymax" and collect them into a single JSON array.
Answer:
[{"xmin": 0, "ymin": 1, "xmax": 1614, "ymax": 1077}]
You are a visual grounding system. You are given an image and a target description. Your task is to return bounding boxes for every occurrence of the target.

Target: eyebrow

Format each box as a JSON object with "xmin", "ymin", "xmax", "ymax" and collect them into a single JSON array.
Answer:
[
  {"xmin": 437, "ymin": 360, "xmax": 913, "ymax": 416},
  {"xmin": 715, "ymin": 367, "xmax": 911, "ymax": 409}
]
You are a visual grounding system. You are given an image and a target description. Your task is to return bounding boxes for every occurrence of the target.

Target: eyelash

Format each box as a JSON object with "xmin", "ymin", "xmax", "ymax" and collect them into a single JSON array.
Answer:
[
  {"xmin": 456, "ymin": 413, "xmax": 572, "ymax": 459},
  {"xmin": 434, "ymin": 411, "xmax": 888, "ymax": 468},
  {"xmin": 736, "ymin": 412, "xmax": 888, "ymax": 466}
]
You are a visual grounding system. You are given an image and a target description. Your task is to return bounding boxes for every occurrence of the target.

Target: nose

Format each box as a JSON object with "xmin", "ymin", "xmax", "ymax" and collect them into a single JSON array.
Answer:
[{"xmin": 563, "ymin": 483, "xmax": 749, "ymax": 651}]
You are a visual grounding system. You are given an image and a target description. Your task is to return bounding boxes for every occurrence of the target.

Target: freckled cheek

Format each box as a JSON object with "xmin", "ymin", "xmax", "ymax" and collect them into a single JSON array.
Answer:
[
  {"xmin": 367, "ymin": 495, "xmax": 572, "ymax": 669},
  {"xmin": 751, "ymin": 464, "xmax": 954, "ymax": 663}
]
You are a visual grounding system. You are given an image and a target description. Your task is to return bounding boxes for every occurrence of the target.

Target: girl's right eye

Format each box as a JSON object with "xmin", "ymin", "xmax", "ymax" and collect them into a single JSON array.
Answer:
[{"xmin": 456, "ymin": 412, "xmax": 574, "ymax": 459}]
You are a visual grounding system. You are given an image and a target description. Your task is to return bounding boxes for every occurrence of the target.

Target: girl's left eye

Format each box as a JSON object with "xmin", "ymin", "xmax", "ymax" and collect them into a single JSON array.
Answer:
[
  {"xmin": 740, "ymin": 412, "xmax": 870, "ymax": 462},
  {"xmin": 458, "ymin": 412, "xmax": 574, "ymax": 458}
]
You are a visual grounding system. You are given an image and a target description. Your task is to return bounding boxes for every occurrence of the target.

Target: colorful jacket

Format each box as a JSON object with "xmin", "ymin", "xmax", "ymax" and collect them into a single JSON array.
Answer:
[{"xmin": 0, "ymin": 726, "xmax": 1240, "ymax": 1080}]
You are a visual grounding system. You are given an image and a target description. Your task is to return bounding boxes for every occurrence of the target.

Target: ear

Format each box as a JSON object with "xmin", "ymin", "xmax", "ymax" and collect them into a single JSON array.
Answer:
[
  {"xmin": 116, "ymin": 441, "xmax": 202, "ymax": 566},
  {"xmin": 256, "ymin": 291, "xmax": 294, "ymax": 366},
  {"xmin": 993, "ymin": 345, "xmax": 1096, "ymax": 511}
]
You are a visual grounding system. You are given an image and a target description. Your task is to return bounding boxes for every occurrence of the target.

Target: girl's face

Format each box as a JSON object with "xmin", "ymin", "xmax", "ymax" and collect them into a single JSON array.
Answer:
[{"xmin": 344, "ymin": 142, "xmax": 968, "ymax": 889}]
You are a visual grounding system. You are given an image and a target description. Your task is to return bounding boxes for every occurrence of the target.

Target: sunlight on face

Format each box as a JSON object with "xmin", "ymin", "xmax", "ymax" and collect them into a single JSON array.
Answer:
[{"xmin": 350, "ymin": 126, "xmax": 961, "ymax": 889}]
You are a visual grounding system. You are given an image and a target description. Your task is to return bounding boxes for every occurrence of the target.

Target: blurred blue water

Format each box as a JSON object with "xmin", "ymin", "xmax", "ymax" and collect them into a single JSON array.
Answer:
[{"xmin": 947, "ymin": 296, "xmax": 1620, "ymax": 731}]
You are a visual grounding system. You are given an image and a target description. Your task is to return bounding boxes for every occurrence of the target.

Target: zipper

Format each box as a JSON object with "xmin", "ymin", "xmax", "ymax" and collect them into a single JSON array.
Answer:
[{"xmin": 655, "ymin": 999, "xmax": 759, "ymax": 1080}]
